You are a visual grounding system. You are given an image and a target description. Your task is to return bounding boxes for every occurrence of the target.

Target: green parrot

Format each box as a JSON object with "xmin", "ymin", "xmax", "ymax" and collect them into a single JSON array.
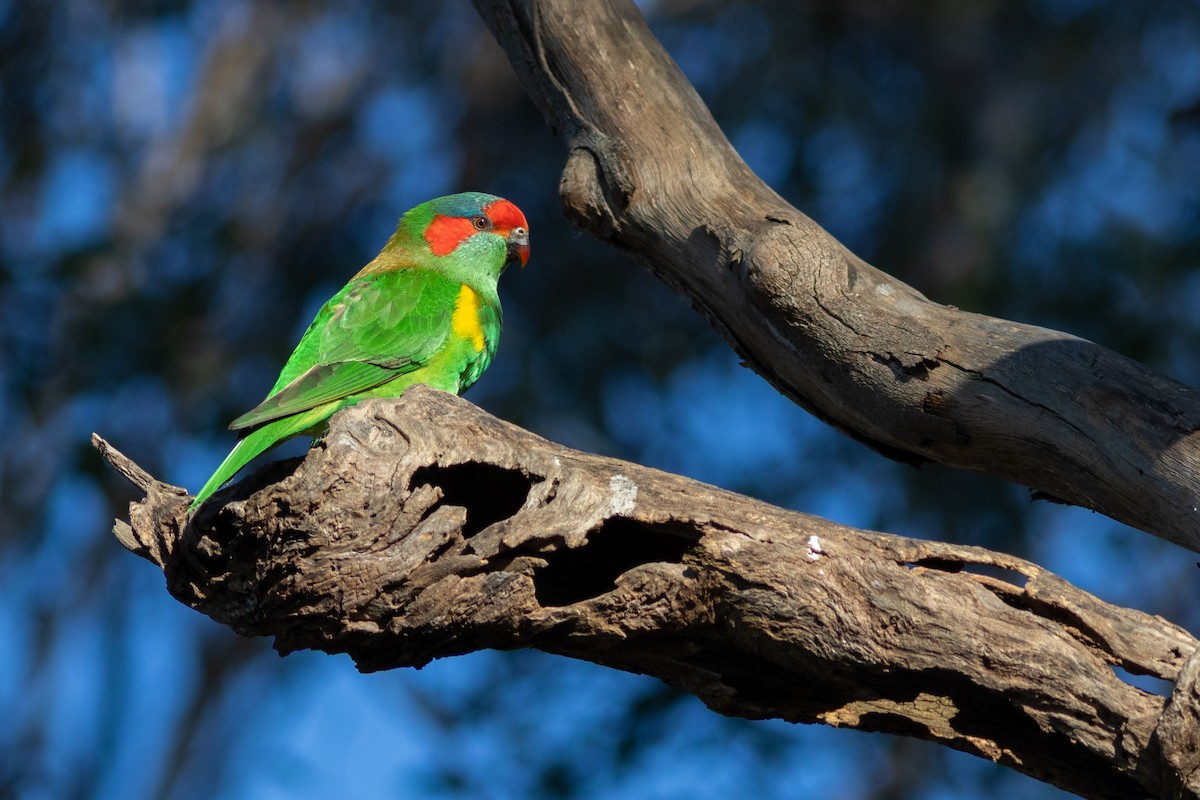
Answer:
[{"xmin": 190, "ymin": 192, "xmax": 529, "ymax": 509}]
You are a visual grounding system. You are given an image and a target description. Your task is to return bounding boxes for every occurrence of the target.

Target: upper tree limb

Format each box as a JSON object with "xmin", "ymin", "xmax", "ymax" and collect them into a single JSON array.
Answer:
[{"xmin": 471, "ymin": 0, "xmax": 1200, "ymax": 551}]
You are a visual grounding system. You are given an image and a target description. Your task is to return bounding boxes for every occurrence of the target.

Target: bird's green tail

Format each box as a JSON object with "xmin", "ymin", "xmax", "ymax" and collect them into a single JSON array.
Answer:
[{"xmin": 189, "ymin": 408, "xmax": 327, "ymax": 509}]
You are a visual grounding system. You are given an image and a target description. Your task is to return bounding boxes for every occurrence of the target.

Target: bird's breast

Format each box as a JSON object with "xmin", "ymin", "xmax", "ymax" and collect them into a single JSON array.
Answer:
[{"xmin": 451, "ymin": 284, "xmax": 487, "ymax": 353}]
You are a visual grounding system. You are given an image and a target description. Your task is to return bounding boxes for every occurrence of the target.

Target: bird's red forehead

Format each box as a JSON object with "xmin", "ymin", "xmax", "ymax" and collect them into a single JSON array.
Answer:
[{"xmin": 484, "ymin": 198, "xmax": 528, "ymax": 231}]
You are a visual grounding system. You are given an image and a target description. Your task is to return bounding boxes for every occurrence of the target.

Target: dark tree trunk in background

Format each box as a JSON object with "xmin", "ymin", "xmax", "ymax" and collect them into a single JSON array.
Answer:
[{"xmin": 98, "ymin": 1, "xmax": 1200, "ymax": 798}]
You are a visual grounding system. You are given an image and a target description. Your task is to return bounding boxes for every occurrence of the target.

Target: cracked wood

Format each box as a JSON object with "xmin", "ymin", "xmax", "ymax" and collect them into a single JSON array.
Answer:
[{"xmin": 96, "ymin": 387, "xmax": 1199, "ymax": 800}]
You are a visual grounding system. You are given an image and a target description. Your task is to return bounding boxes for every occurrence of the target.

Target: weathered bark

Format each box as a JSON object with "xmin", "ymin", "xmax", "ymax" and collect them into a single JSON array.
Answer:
[
  {"xmin": 470, "ymin": 0, "xmax": 1200, "ymax": 552},
  {"xmin": 95, "ymin": 388, "xmax": 1199, "ymax": 799}
]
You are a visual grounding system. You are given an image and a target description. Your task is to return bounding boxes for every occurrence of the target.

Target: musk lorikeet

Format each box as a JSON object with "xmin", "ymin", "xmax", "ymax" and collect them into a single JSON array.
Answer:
[{"xmin": 189, "ymin": 192, "xmax": 529, "ymax": 509}]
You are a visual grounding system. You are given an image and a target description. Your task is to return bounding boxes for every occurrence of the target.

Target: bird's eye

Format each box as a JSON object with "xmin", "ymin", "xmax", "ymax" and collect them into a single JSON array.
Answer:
[{"xmin": 471, "ymin": 216, "xmax": 490, "ymax": 230}]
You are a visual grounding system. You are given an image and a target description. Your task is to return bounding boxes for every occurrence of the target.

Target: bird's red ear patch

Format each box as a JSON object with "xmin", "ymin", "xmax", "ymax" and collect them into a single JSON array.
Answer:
[{"xmin": 424, "ymin": 214, "xmax": 476, "ymax": 256}]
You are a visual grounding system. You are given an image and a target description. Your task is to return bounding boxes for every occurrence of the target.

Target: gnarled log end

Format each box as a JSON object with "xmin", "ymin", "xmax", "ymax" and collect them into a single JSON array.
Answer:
[{"xmin": 92, "ymin": 432, "xmax": 189, "ymax": 565}]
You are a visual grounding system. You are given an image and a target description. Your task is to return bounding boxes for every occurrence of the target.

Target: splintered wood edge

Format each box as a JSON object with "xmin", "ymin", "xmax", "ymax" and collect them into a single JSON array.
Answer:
[
  {"xmin": 93, "ymin": 432, "xmax": 189, "ymax": 560},
  {"xmin": 91, "ymin": 433, "xmax": 189, "ymax": 496}
]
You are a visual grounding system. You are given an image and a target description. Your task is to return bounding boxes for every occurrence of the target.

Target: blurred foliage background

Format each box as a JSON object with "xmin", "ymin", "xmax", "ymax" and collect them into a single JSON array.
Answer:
[{"xmin": 2, "ymin": 0, "xmax": 1199, "ymax": 797}]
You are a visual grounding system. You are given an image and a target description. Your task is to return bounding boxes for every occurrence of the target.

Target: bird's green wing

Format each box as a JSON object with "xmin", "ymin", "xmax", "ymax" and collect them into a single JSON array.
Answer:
[{"xmin": 229, "ymin": 269, "xmax": 460, "ymax": 430}]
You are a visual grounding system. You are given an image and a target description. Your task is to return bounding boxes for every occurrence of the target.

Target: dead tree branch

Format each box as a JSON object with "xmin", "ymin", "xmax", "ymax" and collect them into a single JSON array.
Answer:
[
  {"xmin": 96, "ymin": 388, "xmax": 1199, "ymax": 799},
  {"xmin": 471, "ymin": 0, "xmax": 1200, "ymax": 551}
]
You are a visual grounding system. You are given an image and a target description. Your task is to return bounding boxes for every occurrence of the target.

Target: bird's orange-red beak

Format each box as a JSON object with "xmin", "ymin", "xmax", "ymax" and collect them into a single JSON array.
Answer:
[{"xmin": 506, "ymin": 225, "xmax": 529, "ymax": 268}]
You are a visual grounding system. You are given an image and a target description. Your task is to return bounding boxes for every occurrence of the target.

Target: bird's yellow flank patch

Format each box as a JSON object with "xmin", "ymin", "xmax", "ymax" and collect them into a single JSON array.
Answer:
[{"xmin": 452, "ymin": 284, "xmax": 486, "ymax": 352}]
